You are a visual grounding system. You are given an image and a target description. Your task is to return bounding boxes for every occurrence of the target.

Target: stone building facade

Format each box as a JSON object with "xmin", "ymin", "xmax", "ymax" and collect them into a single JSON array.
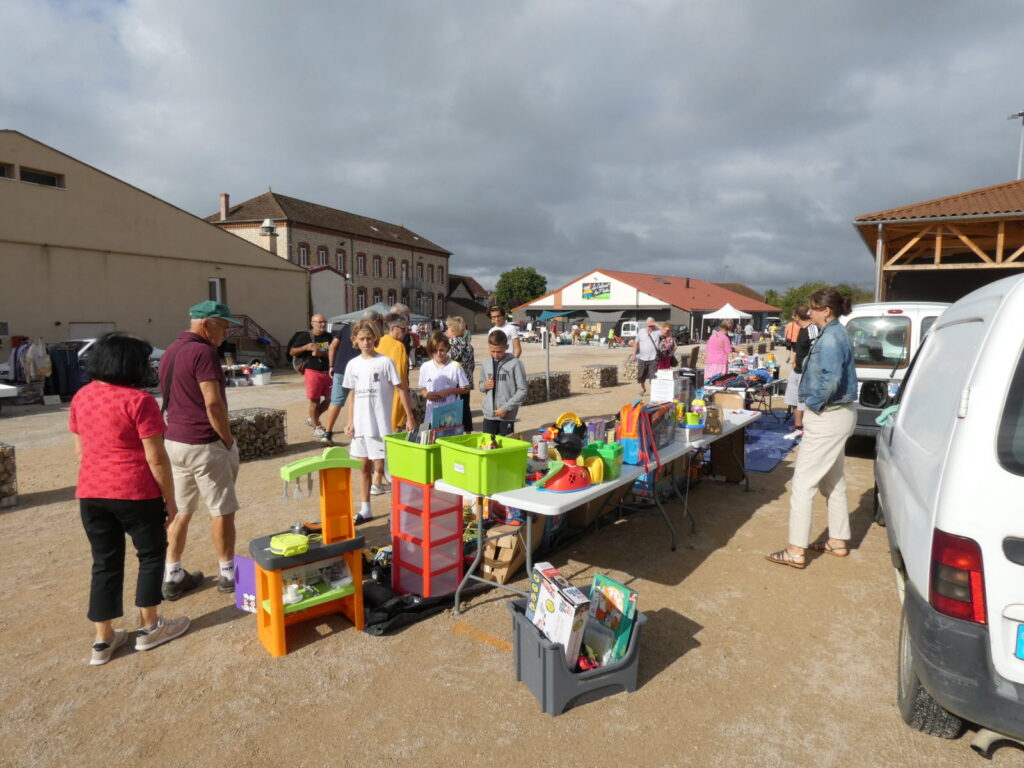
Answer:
[{"xmin": 208, "ymin": 192, "xmax": 451, "ymax": 319}]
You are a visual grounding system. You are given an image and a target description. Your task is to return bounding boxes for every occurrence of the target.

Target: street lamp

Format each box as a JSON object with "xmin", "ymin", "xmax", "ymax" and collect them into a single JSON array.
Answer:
[{"xmin": 1008, "ymin": 110, "xmax": 1024, "ymax": 180}]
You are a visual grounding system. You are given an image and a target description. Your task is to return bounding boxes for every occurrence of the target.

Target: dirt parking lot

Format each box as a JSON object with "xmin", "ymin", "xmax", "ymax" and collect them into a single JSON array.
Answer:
[{"xmin": 0, "ymin": 341, "xmax": 1011, "ymax": 766}]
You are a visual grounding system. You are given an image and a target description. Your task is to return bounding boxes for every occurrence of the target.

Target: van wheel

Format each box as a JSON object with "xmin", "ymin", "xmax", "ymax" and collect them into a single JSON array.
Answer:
[
  {"xmin": 897, "ymin": 603, "xmax": 964, "ymax": 738},
  {"xmin": 873, "ymin": 486, "xmax": 885, "ymax": 526}
]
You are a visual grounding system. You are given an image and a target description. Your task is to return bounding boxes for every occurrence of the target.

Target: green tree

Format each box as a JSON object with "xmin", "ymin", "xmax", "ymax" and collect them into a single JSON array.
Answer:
[
  {"xmin": 493, "ymin": 266, "xmax": 547, "ymax": 310},
  {"xmin": 774, "ymin": 281, "xmax": 873, "ymax": 320},
  {"xmin": 763, "ymin": 289, "xmax": 782, "ymax": 309}
]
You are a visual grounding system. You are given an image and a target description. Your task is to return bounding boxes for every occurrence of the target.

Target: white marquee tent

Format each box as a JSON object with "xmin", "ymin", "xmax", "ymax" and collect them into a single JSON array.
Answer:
[{"xmin": 703, "ymin": 302, "xmax": 752, "ymax": 320}]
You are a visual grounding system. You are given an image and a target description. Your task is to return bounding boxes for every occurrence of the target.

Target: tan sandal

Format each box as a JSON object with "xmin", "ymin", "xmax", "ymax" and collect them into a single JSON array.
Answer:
[
  {"xmin": 765, "ymin": 549, "xmax": 805, "ymax": 569},
  {"xmin": 809, "ymin": 540, "xmax": 849, "ymax": 558}
]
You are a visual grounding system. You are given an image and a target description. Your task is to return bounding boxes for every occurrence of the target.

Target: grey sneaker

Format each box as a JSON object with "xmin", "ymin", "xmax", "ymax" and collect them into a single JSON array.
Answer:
[
  {"xmin": 135, "ymin": 615, "xmax": 190, "ymax": 651},
  {"xmin": 305, "ymin": 418, "xmax": 314, "ymax": 428},
  {"xmin": 161, "ymin": 569, "xmax": 204, "ymax": 601},
  {"xmin": 217, "ymin": 572, "xmax": 235, "ymax": 593},
  {"xmin": 312, "ymin": 426, "xmax": 327, "ymax": 439},
  {"xmin": 90, "ymin": 629, "xmax": 128, "ymax": 666}
]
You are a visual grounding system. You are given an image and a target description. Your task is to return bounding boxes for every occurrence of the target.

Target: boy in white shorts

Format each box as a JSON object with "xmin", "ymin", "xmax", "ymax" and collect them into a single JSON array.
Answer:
[{"xmin": 343, "ymin": 320, "xmax": 417, "ymax": 524}]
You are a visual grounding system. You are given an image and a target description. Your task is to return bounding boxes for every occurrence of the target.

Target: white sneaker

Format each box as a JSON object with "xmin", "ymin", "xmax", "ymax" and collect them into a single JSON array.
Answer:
[
  {"xmin": 312, "ymin": 426, "xmax": 327, "ymax": 439},
  {"xmin": 90, "ymin": 629, "xmax": 128, "ymax": 666},
  {"xmin": 305, "ymin": 418, "xmax": 314, "ymax": 428},
  {"xmin": 135, "ymin": 615, "xmax": 190, "ymax": 651},
  {"xmin": 784, "ymin": 429, "xmax": 803, "ymax": 440},
  {"xmin": 370, "ymin": 483, "xmax": 388, "ymax": 495}
]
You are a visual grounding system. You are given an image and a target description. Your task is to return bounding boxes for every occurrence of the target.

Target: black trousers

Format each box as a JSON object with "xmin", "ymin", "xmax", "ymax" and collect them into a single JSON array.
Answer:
[
  {"xmin": 482, "ymin": 419, "xmax": 515, "ymax": 437},
  {"xmin": 80, "ymin": 497, "xmax": 167, "ymax": 622},
  {"xmin": 460, "ymin": 392, "xmax": 473, "ymax": 434}
]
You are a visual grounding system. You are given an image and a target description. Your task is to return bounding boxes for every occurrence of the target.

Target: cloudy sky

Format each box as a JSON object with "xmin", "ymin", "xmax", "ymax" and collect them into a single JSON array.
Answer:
[{"xmin": 4, "ymin": 0, "xmax": 1024, "ymax": 293}]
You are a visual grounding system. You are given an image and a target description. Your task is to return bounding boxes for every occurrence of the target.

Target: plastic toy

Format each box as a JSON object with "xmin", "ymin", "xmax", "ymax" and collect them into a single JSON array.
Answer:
[
  {"xmin": 249, "ymin": 447, "xmax": 366, "ymax": 657},
  {"xmin": 534, "ymin": 412, "xmax": 593, "ymax": 492}
]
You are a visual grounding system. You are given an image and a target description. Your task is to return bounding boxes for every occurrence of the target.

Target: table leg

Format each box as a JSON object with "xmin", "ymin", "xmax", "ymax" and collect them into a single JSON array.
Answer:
[{"xmin": 453, "ymin": 495, "xmax": 483, "ymax": 615}]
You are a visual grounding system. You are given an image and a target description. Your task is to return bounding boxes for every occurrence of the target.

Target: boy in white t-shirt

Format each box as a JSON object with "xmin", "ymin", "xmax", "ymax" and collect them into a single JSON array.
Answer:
[
  {"xmin": 343, "ymin": 320, "xmax": 417, "ymax": 524},
  {"xmin": 418, "ymin": 331, "xmax": 470, "ymax": 427}
]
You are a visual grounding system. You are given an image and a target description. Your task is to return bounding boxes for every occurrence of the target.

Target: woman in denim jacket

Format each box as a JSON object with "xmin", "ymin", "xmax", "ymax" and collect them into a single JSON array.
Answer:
[{"xmin": 766, "ymin": 286, "xmax": 858, "ymax": 569}]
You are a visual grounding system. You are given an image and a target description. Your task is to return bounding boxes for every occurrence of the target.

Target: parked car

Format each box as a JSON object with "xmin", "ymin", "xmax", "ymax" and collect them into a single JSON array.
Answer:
[
  {"xmin": 671, "ymin": 324, "xmax": 690, "ymax": 345},
  {"xmin": 619, "ymin": 320, "xmax": 639, "ymax": 340},
  {"xmin": 875, "ymin": 275, "xmax": 1024, "ymax": 755},
  {"xmin": 840, "ymin": 302, "xmax": 949, "ymax": 438}
]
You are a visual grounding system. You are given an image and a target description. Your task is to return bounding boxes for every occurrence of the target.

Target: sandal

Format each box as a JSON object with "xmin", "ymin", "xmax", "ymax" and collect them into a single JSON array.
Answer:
[
  {"xmin": 764, "ymin": 549, "xmax": 805, "ymax": 569},
  {"xmin": 809, "ymin": 540, "xmax": 849, "ymax": 557}
]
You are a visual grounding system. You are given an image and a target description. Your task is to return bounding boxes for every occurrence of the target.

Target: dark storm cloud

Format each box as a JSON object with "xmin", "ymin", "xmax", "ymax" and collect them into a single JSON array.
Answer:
[{"xmin": 3, "ymin": 0, "xmax": 1024, "ymax": 294}]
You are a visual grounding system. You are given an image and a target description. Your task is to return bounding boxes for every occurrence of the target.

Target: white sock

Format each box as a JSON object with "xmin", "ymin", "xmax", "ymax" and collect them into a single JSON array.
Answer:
[
  {"xmin": 359, "ymin": 501, "xmax": 372, "ymax": 518},
  {"xmin": 165, "ymin": 562, "xmax": 183, "ymax": 582},
  {"xmin": 219, "ymin": 561, "xmax": 234, "ymax": 578}
]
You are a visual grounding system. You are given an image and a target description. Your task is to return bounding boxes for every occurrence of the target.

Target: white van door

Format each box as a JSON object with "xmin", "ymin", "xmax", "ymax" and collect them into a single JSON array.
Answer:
[{"xmin": 879, "ymin": 316, "xmax": 987, "ymax": 590}]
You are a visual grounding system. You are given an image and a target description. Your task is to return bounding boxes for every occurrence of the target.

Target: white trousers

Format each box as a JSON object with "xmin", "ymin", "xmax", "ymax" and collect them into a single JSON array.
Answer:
[{"xmin": 788, "ymin": 403, "xmax": 856, "ymax": 547}]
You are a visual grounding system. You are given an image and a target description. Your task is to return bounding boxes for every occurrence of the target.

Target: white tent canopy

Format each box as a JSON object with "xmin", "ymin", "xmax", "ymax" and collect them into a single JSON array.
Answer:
[{"xmin": 703, "ymin": 302, "xmax": 751, "ymax": 320}]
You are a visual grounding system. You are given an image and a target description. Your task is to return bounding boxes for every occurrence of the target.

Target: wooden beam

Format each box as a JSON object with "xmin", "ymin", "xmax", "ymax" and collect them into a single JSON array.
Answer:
[
  {"xmin": 886, "ymin": 262, "xmax": 1024, "ymax": 271},
  {"xmin": 946, "ymin": 224, "xmax": 993, "ymax": 263},
  {"xmin": 885, "ymin": 226, "xmax": 932, "ymax": 267},
  {"xmin": 934, "ymin": 230, "xmax": 942, "ymax": 264},
  {"xmin": 1005, "ymin": 242, "xmax": 1024, "ymax": 264},
  {"xmin": 997, "ymin": 220, "xmax": 1005, "ymax": 263}
]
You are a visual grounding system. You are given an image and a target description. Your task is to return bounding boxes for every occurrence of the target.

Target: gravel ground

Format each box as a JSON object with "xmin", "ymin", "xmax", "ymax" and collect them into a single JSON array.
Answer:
[{"xmin": 0, "ymin": 340, "xmax": 1009, "ymax": 766}]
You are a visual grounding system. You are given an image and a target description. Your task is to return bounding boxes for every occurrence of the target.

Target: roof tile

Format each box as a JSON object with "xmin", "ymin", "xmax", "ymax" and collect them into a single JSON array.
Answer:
[
  {"xmin": 208, "ymin": 191, "xmax": 450, "ymax": 254},
  {"xmin": 856, "ymin": 178, "xmax": 1024, "ymax": 222}
]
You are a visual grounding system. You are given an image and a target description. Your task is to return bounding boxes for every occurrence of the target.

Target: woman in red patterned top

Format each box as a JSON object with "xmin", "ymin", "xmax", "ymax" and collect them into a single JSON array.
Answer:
[{"xmin": 70, "ymin": 333, "xmax": 190, "ymax": 665}]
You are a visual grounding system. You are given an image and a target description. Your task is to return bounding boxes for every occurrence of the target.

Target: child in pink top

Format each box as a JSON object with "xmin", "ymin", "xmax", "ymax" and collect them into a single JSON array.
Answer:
[{"xmin": 704, "ymin": 320, "xmax": 734, "ymax": 380}]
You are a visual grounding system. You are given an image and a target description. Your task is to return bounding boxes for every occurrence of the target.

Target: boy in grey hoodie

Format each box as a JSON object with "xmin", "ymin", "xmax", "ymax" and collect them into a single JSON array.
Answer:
[{"xmin": 479, "ymin": 329, "xmax": 528, "ymax": 436}]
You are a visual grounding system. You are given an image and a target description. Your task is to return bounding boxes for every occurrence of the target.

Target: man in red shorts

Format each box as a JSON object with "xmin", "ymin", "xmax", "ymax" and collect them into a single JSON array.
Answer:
[{"xmin": 289, "ymin": 314, "xmax": 333, "ymax": 439}]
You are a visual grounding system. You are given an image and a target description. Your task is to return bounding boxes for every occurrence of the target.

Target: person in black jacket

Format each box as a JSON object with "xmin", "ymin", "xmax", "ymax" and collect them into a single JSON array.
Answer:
[{"xmin": 783, "ymin": 305, "xmax": 816, "ymax": 440}]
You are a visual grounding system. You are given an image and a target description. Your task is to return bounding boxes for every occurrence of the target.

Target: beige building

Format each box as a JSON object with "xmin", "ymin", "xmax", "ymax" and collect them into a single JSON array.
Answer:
[
  {"xmin": 0, "ymin": 131, "xmax": 308, "ymax": 364},
  {"xmin": 208, "ymin": 191, "xmax": 452, "ymax": 320}
]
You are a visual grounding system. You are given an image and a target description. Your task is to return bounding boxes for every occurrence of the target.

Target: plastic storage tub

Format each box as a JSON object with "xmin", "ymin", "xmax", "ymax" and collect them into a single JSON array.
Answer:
[
  {"xmin": 251, "ymin": 371, "xmax": 272, "ymax": 386},
  {"xmin": 384, "ymin": 432, "xmax": 443, "ymax": 485},
  {"xmin": 507, "ymin": 589, "xmax": 647, "ymax": 716},
  {"xmin": 581, "ymin": 442, "xmax": 624, "ymax": 480},
  {"xmin": 436, "ymin": 433, "xmax": 530, "ymax": 495}
]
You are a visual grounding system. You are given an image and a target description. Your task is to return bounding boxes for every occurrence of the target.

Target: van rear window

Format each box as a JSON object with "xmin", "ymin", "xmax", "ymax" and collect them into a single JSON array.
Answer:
[
  {"xmin": 997, "ymin": 349, "xmax": 1024, "ymax": 476},
  {"xmin": 846, "ymin": 316, "xmax": 911, "ymax": 368}
]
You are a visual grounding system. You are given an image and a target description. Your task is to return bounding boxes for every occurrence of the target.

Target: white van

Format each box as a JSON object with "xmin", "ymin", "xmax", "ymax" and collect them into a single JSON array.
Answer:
[
  {"xmin": 840, "ymin": 302, "xmax": 950, "ymax": 437},
  {"xmin": 875, "ymin": 275, "xmax": 1024, "ymax": 753},
  {"xmin": 619, "ymin": 320, "xmax": 639, "ymax": 340}
]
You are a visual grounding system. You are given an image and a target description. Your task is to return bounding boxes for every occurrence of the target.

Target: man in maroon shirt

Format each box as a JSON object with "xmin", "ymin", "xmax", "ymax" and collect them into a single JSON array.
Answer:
[{"xmin": 159, "ymin": 301, "xmax": 242, "ymax": 599}]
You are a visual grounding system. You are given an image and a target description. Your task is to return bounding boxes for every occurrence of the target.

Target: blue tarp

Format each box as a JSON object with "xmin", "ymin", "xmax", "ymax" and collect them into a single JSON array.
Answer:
[{"xmin": 537, "ymin": 310, "xmax": 570, "ymax": 321}]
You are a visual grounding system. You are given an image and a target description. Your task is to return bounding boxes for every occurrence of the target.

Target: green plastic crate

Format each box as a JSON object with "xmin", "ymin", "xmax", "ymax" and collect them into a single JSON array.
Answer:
[
  {"xmin": 437, "ymin": 433, "xmax": 530, "ymax": 495},
  {"xmin": 581, "ymin": 441, "xmax": 624, "ymax": 480},
  {"xmin": 384, "ymin": 433, "xmax": 442, "ymax": 484}
]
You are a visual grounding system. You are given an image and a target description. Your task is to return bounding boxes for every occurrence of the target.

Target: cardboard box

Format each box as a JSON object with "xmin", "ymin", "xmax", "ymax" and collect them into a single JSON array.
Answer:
[
  {"xmin": 480, "ymin": 521, "xmax": 544, "ymax": 585},
  {"xmin": 710, "ymin": 428, "xmax": 745, "ymax": 482},
  {"xmin": 525, "ymin": 562, "xmax": 590, "ymax": 668},
  {"xmin": 711, "ymin": 391, "xmax": 746, "ymax": 411}
]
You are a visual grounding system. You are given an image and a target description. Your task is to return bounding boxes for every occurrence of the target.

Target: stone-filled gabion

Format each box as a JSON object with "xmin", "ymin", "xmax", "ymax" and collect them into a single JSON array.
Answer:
[
  {"xmin": 523, "ymin": 372, "xmax": 570, "ymax": 405},
  {"xmin": 229, "ymin": 408, "xmax": 287, "ymax": 461},
  {"xmin": 620, "ymin": 357, "xmax": 638, "ymax": 382},
  {"xmin": 0, "ymin": 441, "xmax": 17, "ymax": 508},
  {"xmin": 581, "ymin": 364, "xmax": 618, "ymax": 389}
]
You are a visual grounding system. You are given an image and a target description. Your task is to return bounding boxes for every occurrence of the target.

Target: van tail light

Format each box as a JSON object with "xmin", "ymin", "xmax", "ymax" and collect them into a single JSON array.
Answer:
[{"xmin": 930, "ymin": 529, "xmax": 987, "ymax": 625}]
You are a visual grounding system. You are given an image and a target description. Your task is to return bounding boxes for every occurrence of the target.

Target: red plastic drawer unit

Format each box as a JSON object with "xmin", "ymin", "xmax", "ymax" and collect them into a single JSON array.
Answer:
[{"xmin": 391, "ymin": 477, "xmax": 464, "ymax": 597}]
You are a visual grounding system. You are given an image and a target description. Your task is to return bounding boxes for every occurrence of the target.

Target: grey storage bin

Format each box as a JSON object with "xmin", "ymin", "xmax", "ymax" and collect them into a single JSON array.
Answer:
[{"xmin": 507, "ymin": 589, "xmax": 647, "ymax": 716}]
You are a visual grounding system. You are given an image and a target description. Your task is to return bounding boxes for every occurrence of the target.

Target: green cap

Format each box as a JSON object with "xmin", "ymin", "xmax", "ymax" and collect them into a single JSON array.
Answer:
[{"xmin": 189, "ymin": 300, "xmax": 242, "ymax": 324}]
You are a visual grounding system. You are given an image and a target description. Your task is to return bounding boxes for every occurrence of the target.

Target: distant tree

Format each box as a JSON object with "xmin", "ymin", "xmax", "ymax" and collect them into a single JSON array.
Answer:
[
  {"xmin": 493, "ymin": 266, "xmax": 547, "ymax": 311},
  {"xmin": 763, "ymin": 289, "xmax": 782, "ymax": 309},
  {"xmin": 775, "ymin": 281, "xmax": 873, "ymax": 320}
]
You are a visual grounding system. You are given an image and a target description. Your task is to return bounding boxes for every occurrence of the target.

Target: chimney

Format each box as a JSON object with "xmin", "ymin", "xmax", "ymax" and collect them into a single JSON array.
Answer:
[
  {"xmin": 219, "ymin": 193, "xmax": 229, "ymax": 221},
  {"xmin": 686, "ymin": 278, "xmax": 690, "ymax": 288}
]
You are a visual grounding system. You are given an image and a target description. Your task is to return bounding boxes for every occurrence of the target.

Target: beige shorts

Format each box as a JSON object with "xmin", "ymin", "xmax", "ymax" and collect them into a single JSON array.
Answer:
[{"xmin": 166, "ymin": 439, "xmax": 240, "ymax": 517}]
